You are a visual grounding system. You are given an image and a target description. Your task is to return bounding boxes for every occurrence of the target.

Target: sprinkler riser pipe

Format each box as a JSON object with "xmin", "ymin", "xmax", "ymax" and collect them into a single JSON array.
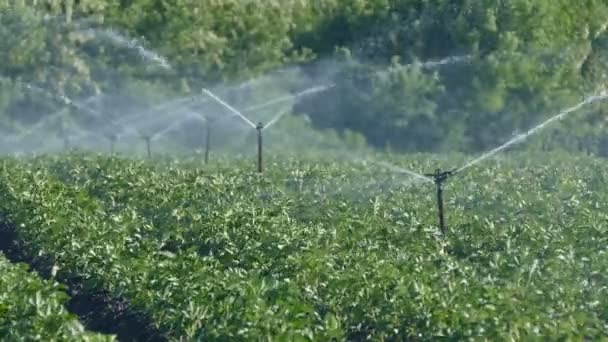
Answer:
[
  {"xmin": 63, "ymin": 136, "xmax": 70, "ymax": 151},
  {"xmin": 204, "ymin": 124, "xmax": 211, "ymax": 164},
  {"xmin": 424, "ymin": 168, "xmax": 456, "ymax": 236},
  {"xmin": 144, "ymin": 136, "xmax": 151, "ymax": 158},
  {"xmin": 256, "ymin": 123, "xmax": 263, "ymax": 173},
  {"xmin": 436, "ymin": 183, "xmax": 446, "ymax": 235}
]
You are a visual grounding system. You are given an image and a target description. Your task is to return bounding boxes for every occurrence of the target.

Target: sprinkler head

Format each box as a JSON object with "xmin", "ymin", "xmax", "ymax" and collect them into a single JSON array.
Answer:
[
  {"xmin": 425, "ymin": 168, "xmax": 456, "ymax": 184},
  {"xmin": 256, "ymin": 122, "xmax": 264, "ymax": 130}
]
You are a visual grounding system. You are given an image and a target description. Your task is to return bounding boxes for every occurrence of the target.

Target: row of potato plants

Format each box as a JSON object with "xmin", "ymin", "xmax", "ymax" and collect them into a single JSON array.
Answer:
[
  {"xmin": 0, "ymin": 253, "xmax": 114, "ymax": 341},
  {"xmin": 0, "ymin": 153, "xmax": 607, "ymax": 340}
]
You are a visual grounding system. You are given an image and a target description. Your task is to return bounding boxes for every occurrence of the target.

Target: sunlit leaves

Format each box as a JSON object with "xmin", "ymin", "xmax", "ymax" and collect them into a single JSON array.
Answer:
[
  {"xmin": 0, "ymin": 153, "xmax": 607, "ymax": 339},
  {"xmin": 0, "ymin": 254, "xmax": 114, "ymax": 341}
]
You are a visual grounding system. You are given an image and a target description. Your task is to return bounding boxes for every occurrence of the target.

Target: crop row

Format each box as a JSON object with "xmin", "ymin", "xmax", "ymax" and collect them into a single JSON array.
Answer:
[
  {"xmin": 0, "ymin": 252, "xmax": 113, "ymax": 341},
  {"xmin": 0, "ymin": 153, "xmax": 607, "ymax": 340}
]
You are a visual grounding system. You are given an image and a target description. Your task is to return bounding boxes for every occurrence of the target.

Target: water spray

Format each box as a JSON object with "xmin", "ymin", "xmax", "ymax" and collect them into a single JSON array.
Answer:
[
  {"xmin": 23, "ymin": 83, "xmax": 101, "ymax": 120},
  {"xmin": 202, "ymin": 88, "xmax": 263, "ymax": 171},
  {"xmin": 85, "ymin": 28, "xmax": 172, "ymax": 69},
  {"xmin": 455, "ymin": 91, "xmax": 608, "ymax": 173},
  {"xmin": 367, "ymin": 159, "xmax": 458, "ymax": 235},
  {"xmin": 420, "ymin": 91, "xmax": 608, "ymax": 235},
  {"xmin": 423, "ymin": 169, "xmax": 457, "ymax": 235},
  {"xmin": 242, "ymin": 85, "xmax": 335, "ymax": 113},
  {"xmin": 202, "ymin": 89, "xmax": 256, "ymax": 127}
]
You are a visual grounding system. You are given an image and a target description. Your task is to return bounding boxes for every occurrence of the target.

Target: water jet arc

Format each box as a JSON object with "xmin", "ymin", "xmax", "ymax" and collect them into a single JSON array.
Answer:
[{"xmin": 201, "ymin": 89, "xmax": 256, "ymax": 129}]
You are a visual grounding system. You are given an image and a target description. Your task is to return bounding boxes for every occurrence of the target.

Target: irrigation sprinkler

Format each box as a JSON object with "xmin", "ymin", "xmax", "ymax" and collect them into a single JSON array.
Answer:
[
  {"xmin": 368, "ymin": 159, "xmax": 457, "ymax": 235},
  {"xmin": 202, "ymin": 88, "xmax": 263, "ymax": 171},
  {"xmin": 424, "ymin": 168, "xmax": 456, "ymax": 236},
  {"xmin": 456, "ymin": 91, "xmax": 608, "ymax": 174},
  {"xmin": 202, "ymin": 86, "xmax": 326, "ymax": 172},
  {"xmin": 415, "ymin": 91, "xmax": 608, "ymax": 236}
]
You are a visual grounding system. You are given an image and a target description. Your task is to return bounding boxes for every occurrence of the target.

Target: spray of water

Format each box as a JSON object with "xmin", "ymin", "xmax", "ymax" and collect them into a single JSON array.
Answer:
[
  {"xmin": 23, "ymin": 83, "xmax": 101, "ymax": 119},
  {"xmin": 202, "ymin": 89, "xmax": 257, "ymax": 128},
  {"xmin": 363, "ymin": 159, "xmax": 434, "ymax": 184},
  {"xmin": 5, "ymin": 91, "xmax": 105, "ymax": 142},
  {"xmin": 85, "ymin": 28, "xmax": 171, "ymax": 69},
  {"xmin": 110, "ymin": 95, "xmax": 204, "ymax": 135},
  {"xmin": 455, "ymin": 91, "xmax": 608, "ymax": 173},
  {"xmin": 151, "ymin": 114, "xmax": 207, "ymax": 141},
  {"xmin": 243, "ymin": 84, "xmax": 336, "ymax": 113},
  {"xmin": 7, "ymin": 108, "xmax": 69, "ymax": 142},
  {"xmin": 148, "ymin": 95, "xmax": 199, "ymax": 113},
  {"xmin": 262, "ymin": 108, "xmax": 292, "ymax": 131},
  {"xmin": 420, "ymin": 54, "xmax": 473, "ymax": 69}
]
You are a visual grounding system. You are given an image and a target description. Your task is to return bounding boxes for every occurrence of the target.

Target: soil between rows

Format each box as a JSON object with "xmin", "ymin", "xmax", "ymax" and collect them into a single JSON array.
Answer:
[{"xmin": 0, "ymin": 218, "xmax": 168, "ymax": 342}]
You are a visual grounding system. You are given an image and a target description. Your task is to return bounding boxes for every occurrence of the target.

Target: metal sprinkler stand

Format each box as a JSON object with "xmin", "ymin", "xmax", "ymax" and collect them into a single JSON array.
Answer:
[
  {"xmin": 256, "ymin": 122, "xmax": 264, "ymax": 173},
  {"xmin": 143, "ymin": 135, "xmax": 151, "ymax": 158},
  {"xmin": 424, "ymin": 168, "xmax": 456, "ymax": 236},
  {"xmin": 204, "ymin": 122, "xmax": 211, "ymax": 164},
  {"xmin": 63, "ymin": 138, "xmax": 70, "ymax": 152},
  {"xmin": 62, "ymin": 134, "xmax": 70, "ymax": 152},
  {"xmin": 109, "ymin": 134, "xmax": 117, "ymax": 155},
  {"xmin": 58, "ymin": 124, "xmax": 70, "ymax": 152}
]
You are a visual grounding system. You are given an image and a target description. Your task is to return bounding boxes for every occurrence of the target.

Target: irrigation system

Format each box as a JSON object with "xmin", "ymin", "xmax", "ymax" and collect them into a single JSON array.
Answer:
[
  {"xmin": 392, "ymin": 90, "xmax": 608, "ymax": 235},
  {"xmin": 15, "ymin": 80, "xmax": 608, "ymax": 234},
  {"xmin": 202, "ymin": 86, "xmax": 331, "ymax": 173},
  {"xmin": 202, "ymin": 87, "xmax": 264, "ymax": 172},
  {"xmin": 5, "ymin": 20, "xmax": 608, "ymax": 239}
]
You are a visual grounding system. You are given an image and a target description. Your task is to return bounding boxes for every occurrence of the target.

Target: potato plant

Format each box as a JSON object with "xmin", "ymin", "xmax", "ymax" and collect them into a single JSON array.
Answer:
[
  {"xmin": 0, "ymin": 153, "xmax": 606, "ymax": 340},
  {"xmin": 0, "ymin": 253, "xmax": 114, "ymax": 341}
]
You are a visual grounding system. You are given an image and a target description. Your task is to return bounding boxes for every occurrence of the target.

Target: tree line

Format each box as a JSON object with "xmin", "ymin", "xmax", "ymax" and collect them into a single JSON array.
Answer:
[{"xmin": 1, "ymin": 0, "xmax": 608, "ymax": 154}]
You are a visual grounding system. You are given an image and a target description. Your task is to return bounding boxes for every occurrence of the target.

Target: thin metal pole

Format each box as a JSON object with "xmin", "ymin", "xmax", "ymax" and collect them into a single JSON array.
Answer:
[
  {"xmin": 436, "ymin": 182, "xmax": 446, "ymax": 236},
  {"xmin": 63, "ymin": 135, "xmax": 70, "ymax": 152},
  {"xmin": 110, "ymin": 138, "xmax": 115, "ymax": 155},
  {"xmin": 204, "ymin": 123, "xmax": 211, "ymax": 164},
  {"xmin": 144, "ymin": 136, "xmax": 151, "ymax": 158},
  {"xmin": 59, "ymin": 123, "xmax": 69, "ymax": 152},
  {"xmin": 425, "ymin": 168, "xmax": 455, "ymax": 236},
  {"xmin": 256, "ymin": 122, "xmax": 263, "ymax": 173}
]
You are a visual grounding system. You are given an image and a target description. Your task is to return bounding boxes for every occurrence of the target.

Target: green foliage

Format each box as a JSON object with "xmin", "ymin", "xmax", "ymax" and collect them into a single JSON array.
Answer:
[
  {"xmin": 0, "ymin": 254, "xmax": 114, "ymax": 341},
  {"xmin": 2, "ymin": 0, "xmax": 608, "ymax": 154},
  {"xmin": 290, "ymin": 0, "xmax": 608, "ymax": 152},
  {"xmin": 1, "ymin": 153, "xmax": 607, "ymax": 339}
]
